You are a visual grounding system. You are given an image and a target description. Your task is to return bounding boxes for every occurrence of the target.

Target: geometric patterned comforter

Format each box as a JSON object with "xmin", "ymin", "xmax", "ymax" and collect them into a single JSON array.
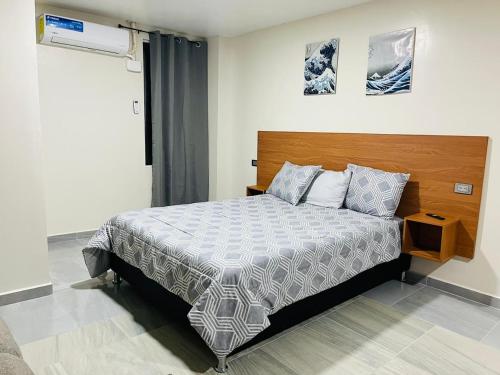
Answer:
[{"xmin": 82, "ymin": 194, "xmax": 401, "ymax": 360}]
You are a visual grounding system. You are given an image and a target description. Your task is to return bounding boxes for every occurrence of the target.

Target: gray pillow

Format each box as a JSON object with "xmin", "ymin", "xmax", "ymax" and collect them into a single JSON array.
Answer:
[
  {"xmin": 345, "ymin": 164, "xmax": 410, "ymax": 219},
  {"xmin": 267, "ymin": 161, "xmax": 321, "ymax": 205}
]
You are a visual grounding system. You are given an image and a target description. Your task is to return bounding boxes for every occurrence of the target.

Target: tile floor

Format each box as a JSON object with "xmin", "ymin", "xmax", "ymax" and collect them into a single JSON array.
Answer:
[{"xmin": 1, "ymin": 238, "xmax": 500, "ymax": 374}]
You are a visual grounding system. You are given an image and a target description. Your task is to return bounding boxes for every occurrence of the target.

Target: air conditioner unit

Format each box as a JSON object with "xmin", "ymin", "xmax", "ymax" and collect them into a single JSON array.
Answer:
[{"xmin": 38, "ymin": 14, "xmax": 130, "ymax": 57}]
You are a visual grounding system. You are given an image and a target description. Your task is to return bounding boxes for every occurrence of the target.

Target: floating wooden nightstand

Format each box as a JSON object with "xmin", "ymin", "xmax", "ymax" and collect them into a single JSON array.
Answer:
[
  {"xmin": 246, "ymin": 185, "xmax": 267, "ymax": 196},
  {"xmin": 403, "ymin": 213, "xmax": 459, "ymax": 262}
]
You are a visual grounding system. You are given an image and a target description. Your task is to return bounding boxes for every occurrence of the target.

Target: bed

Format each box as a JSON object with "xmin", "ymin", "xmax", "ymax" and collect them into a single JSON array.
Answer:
[
  {"xmin": 83, "ymin": 193, "xmax": 406, "ymax": 372},
  {"xmin": 83, "ymin": 131, "xmax": 488, "ymax": 373}
]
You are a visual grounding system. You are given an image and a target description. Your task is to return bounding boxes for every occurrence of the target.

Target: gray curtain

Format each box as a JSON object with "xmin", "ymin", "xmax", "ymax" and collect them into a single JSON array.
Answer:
[{"xmin": 149, "ymin": 32, "xmax": 208, "ymax": 207}]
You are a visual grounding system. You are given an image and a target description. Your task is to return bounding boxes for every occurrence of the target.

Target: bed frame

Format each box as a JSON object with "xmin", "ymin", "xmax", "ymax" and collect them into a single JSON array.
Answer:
[{"xmin": 110, "ymin": 252, "xmax": 411, "ymax": 371}]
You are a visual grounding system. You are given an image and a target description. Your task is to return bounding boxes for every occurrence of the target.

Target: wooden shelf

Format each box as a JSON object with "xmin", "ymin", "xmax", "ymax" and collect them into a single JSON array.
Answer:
[
  {"xmin": 246, "ymin": 185, "xmax": 267, "ymax": 196},
  {"xmin": 406, "ymin": 249, "xmax": 450, "ymax": 262},
  {"xmin": 403, "ymin": 213, "xmax": 459, "ymax": 263}
]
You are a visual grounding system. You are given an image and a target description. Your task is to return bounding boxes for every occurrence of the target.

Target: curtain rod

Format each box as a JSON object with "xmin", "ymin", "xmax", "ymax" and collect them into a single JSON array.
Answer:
[
  {"xmin": 118, "ymin": 24, "xmax": 202, "ymax": 45},
  {"xmin": 118, "ymin": 24, "xmax": 152, "ymax": 34}
]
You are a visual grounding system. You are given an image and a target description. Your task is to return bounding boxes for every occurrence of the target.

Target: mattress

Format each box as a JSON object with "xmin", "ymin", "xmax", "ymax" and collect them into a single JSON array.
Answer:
[{"xmin": 82, "ymin": 194, "xmax": 402, "ymax": 359}]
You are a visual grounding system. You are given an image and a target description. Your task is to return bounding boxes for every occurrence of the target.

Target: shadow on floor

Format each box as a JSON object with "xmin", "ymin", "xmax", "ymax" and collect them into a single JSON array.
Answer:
[{"xmin": 71, "ymin": 276, "xmax": 215, "ymax": 373}]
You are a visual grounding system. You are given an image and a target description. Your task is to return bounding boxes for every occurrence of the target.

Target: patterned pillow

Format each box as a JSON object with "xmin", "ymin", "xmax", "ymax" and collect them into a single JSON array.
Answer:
[
  {"xmin": 267, "ymin": 161, "xmax": 321, "ymax": 205},
  {"xmin": 345, "ymin": 164, "xmax": 410, "ymax": 219}
]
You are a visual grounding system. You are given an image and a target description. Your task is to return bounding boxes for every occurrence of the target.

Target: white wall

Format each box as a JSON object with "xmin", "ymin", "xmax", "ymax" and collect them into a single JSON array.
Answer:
[
  {"xmin": 0, "ymin": 0, "xmax": 50, "ymax": 294},
  {"xmin": 207, "ymin": 37, "xmax": 219, "ymax": 201},
  {"xmin": 210, "ymin": 0, "xmax": 500, "ymax": 297},
  {"xmin": 36, "ymin": 6, "xmax": 152, "ymax": 236},
  {"xmin": 207, "ymin": 36, "xmax": 238, "ymax": 201}
]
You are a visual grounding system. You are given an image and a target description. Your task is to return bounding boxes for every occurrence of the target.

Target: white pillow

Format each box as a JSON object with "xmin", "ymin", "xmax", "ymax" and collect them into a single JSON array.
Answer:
[{"xmin": 302, "ymin": 169, "xmax": 352, "ymax": 208}]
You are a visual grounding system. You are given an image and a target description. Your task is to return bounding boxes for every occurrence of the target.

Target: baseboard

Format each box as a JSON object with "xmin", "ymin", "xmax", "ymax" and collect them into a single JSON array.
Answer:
[
  {"xmin": 0, "ymin": 283, "xmax": 53, "ymax": 306},
  {"xmin": 406, "ymin": 271, "xmax": 500, "ymax": 309},
  {"xmin": 48, "ymin": 230, "xmax": 96, "ymax": 244}
]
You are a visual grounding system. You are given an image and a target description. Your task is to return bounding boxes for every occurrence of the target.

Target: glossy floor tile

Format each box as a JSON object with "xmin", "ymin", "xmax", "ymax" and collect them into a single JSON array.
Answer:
[
  {"xmin": 362, "ymin": 279, "xmax": 424, "ymax": 305},
  {"xmin": 327, "ymin": 296, "xmax": 432, "ymax": 354},
  {"xmin": 48, "ymin": 239, "xmax": 92, "ymax": 291},
  {"xmin": 54, "ymin": 286, "xmax": 128, "ymax": 326},
  {"xmin": 482, "ymin": 322, "xmax": 500, "ymax": 351},
  {"xmin": 226, "ymin": 349, "xmax": 299, "ymax": 375},
  {"xmin": 55, "ymin": 338, "xmax": 174, "ymax": 375},
  {"xmin": 21, "ymin": 319, "xmax": 127, "ymax": 374},
  {"xmin": 50, "ymin": 258, "xmax": 90, "ymax": 292},
  {"xmin": 0, "ymin": 293, "xmax": 80, "ymax": 345},
  {"xmin": 392, "ymin": 286, "xmax": 500, "ymax": 341},
  {"xmin": 258, "ymin": 319, "xmax": 393, "ymax": 374},
  {"xmin": 376, "ymin": 326, "xmax": 500, "ymax": 375}
]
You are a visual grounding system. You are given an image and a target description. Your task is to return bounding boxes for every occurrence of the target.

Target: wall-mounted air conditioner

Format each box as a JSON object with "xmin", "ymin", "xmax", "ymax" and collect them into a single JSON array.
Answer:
[{"xmin": 38, "ymin": 14, "xmax": 130, "ymax": 57}]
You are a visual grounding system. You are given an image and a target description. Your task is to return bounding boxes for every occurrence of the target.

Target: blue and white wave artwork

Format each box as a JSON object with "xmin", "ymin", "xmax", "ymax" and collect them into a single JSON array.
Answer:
[
  {"xmin": 366, "ymin": 56, "xmax": 413, "ymax": 95},
  {"xmin": 366, "ymin": 28, "xmax": 415, "ymax": 96},
  {"xmin": 304, "ymin": 39, "xmax": 339, "ymax": 95}
]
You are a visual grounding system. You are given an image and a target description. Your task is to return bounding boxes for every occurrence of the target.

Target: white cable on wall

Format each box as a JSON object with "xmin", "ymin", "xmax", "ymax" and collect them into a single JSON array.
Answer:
[{"xmin": 125, "ymin": 20, "xmax": 142, "ymax": 72}]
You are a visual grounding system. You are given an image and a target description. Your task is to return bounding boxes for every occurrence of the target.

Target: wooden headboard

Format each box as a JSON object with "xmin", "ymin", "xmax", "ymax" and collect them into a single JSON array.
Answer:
[{"xmin": 257, "ymin": 131, "xmax": 488, "ymax": 259}]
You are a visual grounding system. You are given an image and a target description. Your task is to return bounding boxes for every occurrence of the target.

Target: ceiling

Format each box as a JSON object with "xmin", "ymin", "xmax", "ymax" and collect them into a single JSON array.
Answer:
[{"xmin": 37, "ymin": 0, "xmax": 371, "ymax": 37}]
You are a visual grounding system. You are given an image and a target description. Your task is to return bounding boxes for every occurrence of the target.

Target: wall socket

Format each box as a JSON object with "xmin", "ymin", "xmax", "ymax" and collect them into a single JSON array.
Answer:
[
  {"xmin": 251, "ymin": 159, "xmax": 258, "ymax": 167},
  {"xmin": 454, "ymin": 183, "xmax": 473, "ymax": 195}
]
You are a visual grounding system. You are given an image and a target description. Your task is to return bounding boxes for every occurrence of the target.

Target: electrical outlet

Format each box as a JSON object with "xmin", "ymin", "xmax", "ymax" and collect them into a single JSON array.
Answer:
[
  {"xmin": 454, "ymin": 183, "xmax": 473, "ymax": 195},
  {"xmin": 251, "ymin": 159, "xmax": 258, "ymax": 167}
]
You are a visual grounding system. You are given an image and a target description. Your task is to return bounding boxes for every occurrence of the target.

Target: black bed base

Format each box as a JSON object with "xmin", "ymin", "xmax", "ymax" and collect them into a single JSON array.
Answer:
[{"xmin": 110, "ymin": 253, "xmax": 411, "ymax": 358}]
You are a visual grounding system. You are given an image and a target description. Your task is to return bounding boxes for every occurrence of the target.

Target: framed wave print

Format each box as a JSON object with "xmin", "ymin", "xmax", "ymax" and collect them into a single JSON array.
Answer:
[
  {"xmin": 304, "ymin": 38, "xmax": 339, "ymax": 95},
  {"xmin": 366, "ymin": 28, "xmax": 416, "ymax": 96}
]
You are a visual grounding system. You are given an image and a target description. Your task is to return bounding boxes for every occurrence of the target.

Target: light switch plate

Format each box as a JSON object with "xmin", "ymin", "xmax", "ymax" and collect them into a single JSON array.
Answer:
[
  {"xmin": 454, "ymin": 183, "xmax": 473, "ymax": 195},
  {"xmin": 132, "ymin": 100, "xmax": 140, "ymax": 115}
]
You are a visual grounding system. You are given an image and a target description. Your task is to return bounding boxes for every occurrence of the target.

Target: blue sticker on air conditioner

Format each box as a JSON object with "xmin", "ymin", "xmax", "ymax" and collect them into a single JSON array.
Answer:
[{"xmin": 46, "ymin": 15, "xmax": 83, "ymax": 32}]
